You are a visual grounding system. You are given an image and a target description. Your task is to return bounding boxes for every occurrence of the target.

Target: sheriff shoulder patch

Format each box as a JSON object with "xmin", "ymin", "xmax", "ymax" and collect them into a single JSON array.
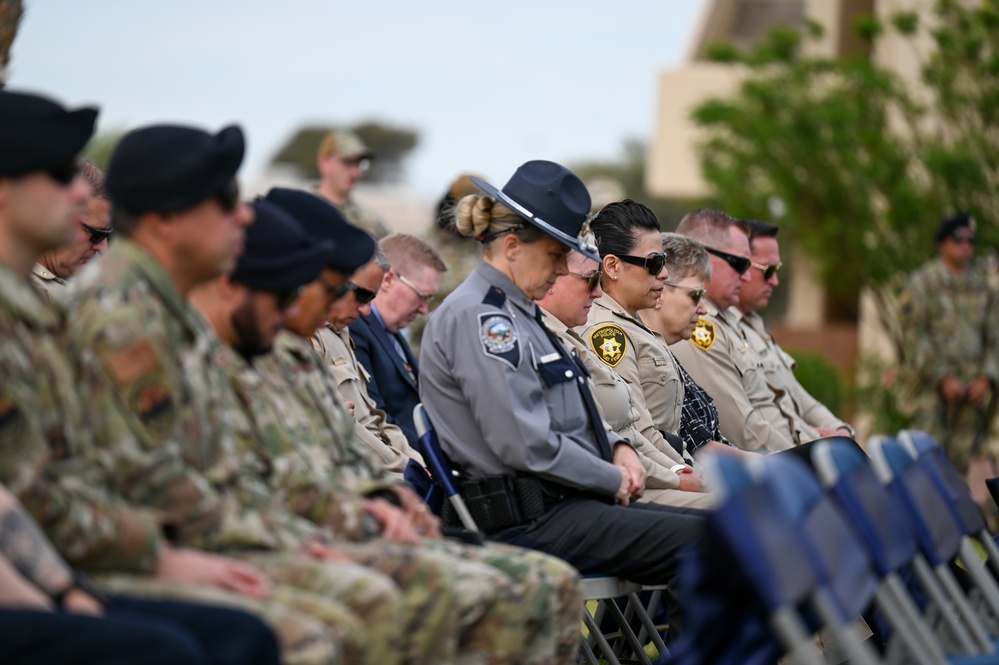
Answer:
[
  {"xmin": 590, "ymin": 324, "xmax": 627, "ymax": 367},
  {"xmin": 479, "ymin": 312, "xmax": 520, "ymax": 369},
  {"xmin": 691, "ymin": 319, "xmax": 716, "ymax": 351}
]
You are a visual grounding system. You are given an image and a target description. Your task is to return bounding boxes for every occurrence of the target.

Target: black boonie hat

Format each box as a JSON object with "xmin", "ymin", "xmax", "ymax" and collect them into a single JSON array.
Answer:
[
  {"xmin": 0, "ymin": 89, "xmax": 97, "ymax": 179},
  {"xmin": 230, "ymin": 200, "xmax": 336, "ymax": 292},
  {"xmin": 470, "ymin": 160, "xmax": 598, "ymax": 261},
  {"xmin": 106, "ymin": 124, "xmax": 244, "ymax": 213},
  {"xmin": 935, "ymin": 212, "xmax": 976, "ymax": 243},
  {"xmin": 263, "ymin": 188, "xmax": 376, "ymax": 274}
]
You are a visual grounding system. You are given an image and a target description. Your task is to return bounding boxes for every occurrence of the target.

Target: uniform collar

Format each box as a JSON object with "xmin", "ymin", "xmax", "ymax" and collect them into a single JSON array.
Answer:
[
  {"xmin": 538, "ymin": 306, "xmax": 568, "ymax": 338},
  {"xmin": 474, "ymin": 262, "xmax": 538, "ymax": 316},
  {"xmin": 0, "ymin": 262, "xmax": 61, "ymax": 330},
  {"xmin": 592, "ymin": 292, "xmax": 656, "ymax": 334},
  {"xmin": 31, "ymin": 262, "xmax": 64, "ymax": 284}
]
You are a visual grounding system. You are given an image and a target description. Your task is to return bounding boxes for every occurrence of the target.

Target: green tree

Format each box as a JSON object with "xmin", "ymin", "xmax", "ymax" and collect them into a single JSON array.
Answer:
[
  {"xmin": 0, "ymin": 0, "xmax": 24, "ymax": 87},
  {"xmin": 692, "ymin": 1, "xmax": 999, "ymax": 332},
  {"xmin": 271, "ymin": 121, "xmax": 418, "ymax": 182},
  {"xmin": 84, "ymin": 128, "xmax": 126, "ymax": 171}
]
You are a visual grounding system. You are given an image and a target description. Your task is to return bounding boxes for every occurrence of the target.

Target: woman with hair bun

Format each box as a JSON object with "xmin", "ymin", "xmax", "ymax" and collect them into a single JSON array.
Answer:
[{"xmin": 419, "ymin": 162, "xmax": 704, "ymax": 632}]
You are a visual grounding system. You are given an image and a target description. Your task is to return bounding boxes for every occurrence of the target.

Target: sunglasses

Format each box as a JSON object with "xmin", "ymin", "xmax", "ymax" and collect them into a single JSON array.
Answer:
[
  {"xmin": 214, "ymin": 179, "xmax": 240, "ymax": 213},
  {"xmin": 615, "ymin": 252, "xmax": 667, "ymax": 276},
  {"xmin": 45, "ymin": 161, "xmax": 82, "ymax": 186},
  {"xmin": 666, "ymin": 282, "xmax": 706, "ymax": 305},
  {"xmin": 317, "ymin": 278, "xmax": 350, "ymax": 302},
  {"xmin": 275, "ymin": 286, "xmax": 303, "ymax": 310},
  {"xmin": 395, "ymin": 271, "xmax": 434, "ymax": 305},
  {"xmin": 750, "ymin": 260, "xmax": 783, "ymax": 280},
  {"xmin": 950, "ymin": 233, "xmax": 976, "ymax": 245},
  {"xmin": 568, "ymin": 268, "xmax": 603, "ymax": 292},
  {"xmin": 346, "ymin": 281, "xmax": 377, "ymax": 304},
  {"xmin": 706, "ymin": 247, "xmax": 751, "ymax": 275},
  {"xmin": 80, "ymin": 221, "xmax": 113, "ymax": 246}
]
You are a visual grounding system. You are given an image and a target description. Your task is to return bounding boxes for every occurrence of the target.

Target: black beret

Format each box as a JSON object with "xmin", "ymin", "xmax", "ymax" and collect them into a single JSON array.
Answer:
[
  {"xmin": 263, "ymin": 188, "xmax": 376, "ymax": 274},
  {"xmin": 935, "ymin": 212, "xmax": 976, "ymax": 243},
  {"xmin": 106, "ymin": 124, "xmax": 244, "ymax": 213},
  {"xmin": 230, "ymin": 200, "xmax": 337, "ymax": 292},
  {"xmin": 0, "ymin": 89, "xmax": 97, "ymax": 178}
]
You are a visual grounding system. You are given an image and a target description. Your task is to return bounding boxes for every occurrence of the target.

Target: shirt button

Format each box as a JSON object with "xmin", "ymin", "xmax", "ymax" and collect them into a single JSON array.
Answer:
[{"xmin": 565, "ymin": 370, "xmax": 574, "ymax": 378}]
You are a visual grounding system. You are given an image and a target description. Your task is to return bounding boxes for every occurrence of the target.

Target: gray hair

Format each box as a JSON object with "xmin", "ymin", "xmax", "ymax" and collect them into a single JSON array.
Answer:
[{"xmin": 662, "ymin": 232, "xmax": 711, "ymax": 282}]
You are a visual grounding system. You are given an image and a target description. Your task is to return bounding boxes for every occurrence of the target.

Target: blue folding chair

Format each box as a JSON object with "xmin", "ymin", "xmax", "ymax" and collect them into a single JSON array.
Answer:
[
  {"xmin": 869, "ymin": 436, "xmax": 998, "ymax": 656},
  {"xmin": 811, "ymin": 438, "xmax": 992, "ymax": 664},
  {"xmin": 411, "ymin": 404, "xmax": 669, "ymax": 665}
]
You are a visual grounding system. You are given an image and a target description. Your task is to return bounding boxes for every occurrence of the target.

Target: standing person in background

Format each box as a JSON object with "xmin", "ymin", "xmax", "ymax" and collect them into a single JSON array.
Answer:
[
  {"xmin": 898, "ymin": 212, "xmax": 998, "ymax": 475},
  {"xmin": 349, "ymin": 233, "xmax": 446, "ymax": 447},
  {"xmin": 31, "ymin": 159, "xmax": 111, "ymax": 299},
  {"xmin": 315, "ymin": 130, "xmax": 390, "ymax": 239}
]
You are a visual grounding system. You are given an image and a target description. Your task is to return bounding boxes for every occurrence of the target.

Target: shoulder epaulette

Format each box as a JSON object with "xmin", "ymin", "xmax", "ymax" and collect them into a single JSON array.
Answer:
[{"xmin": 482, "ymin": 285, "xmax": 506, "ymax": 308}]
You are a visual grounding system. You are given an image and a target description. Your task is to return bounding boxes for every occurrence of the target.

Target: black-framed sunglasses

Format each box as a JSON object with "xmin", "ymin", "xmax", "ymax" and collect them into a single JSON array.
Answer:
[
  {"xmin": 213, "ymin": 179, "xmax": 240, "ymax": 213},
  {"xmin": 705, "ymin": 247, "xmax": 751, "ymax": 275},
  {"xmin": 750, "ymin": 260, "xmax": 783, "ymax": 280},
  {"xmin": 45, "ymin": 161, "xmax": 82, "ymax": 186},
  {"xmin": 394, "ymin": 271, "xmax": 434, "ymax": 305},
  {"xmin": 615, "ymin": 252, "xmax": 667, "ymax": 276},
  {"xmin": 80, "ymin": 221, "xmax": 113, "ymax": 246},
  {"xmin": 568, "ymin": 268, "xmax": 603, "ymax": 292},
  {"xmin": 346, "ymin": 281, "xmax": 377, "ymax": 304},
  {"xmin": 666, "ymin": 282, "xmax": 706, "ymax": 305},
  {"xmin": 950, "ymin": 232, "xmax": 977, "ymax": 245}
]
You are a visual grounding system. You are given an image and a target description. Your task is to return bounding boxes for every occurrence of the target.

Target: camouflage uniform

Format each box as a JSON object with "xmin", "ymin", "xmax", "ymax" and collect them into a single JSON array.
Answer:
[
  {"xmin": 340, "ymin": 198, "xmax": 392, "ymax": 240},
  {"xmin": 64, "ymin": 239, "xmax": 411, "ymax": 665},
  {"xmin": 0, "ymin": 262, "xmax": 344, "ymax": 665},
  {"xmin": 252, "ymin": 328, "xmax": 583, "ymax": 665},
  {"xmin": 899, "ymin": 259, "xmax": 999, "ymax": 470}
]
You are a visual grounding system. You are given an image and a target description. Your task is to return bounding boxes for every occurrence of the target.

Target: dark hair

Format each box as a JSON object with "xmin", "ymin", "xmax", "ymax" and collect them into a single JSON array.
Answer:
[
  {"xmin": 744, "ymin": 219, "xmax": 779, "ymax": 244},
  {"xmin": 79, "ymin": 159, "xmax": 107, "ymax": 200},
  {"xmin": 590, "ymin": 199, "xmax": 661, "ymax": 258},
  {"xmin": 110, "ymin": 205, "xmax": 142, "ymax": 237}
]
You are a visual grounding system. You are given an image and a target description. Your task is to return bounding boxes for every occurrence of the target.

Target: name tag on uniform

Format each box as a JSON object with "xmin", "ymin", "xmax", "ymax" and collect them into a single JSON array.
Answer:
[
  {"xmin": 653, "ymin": 356, "xmax": 670, "ymax": 366},
  {"xmin": 331, "ymin": 358, "xmax": 349, "ymax": 366},
  {"xmin": 539, "ymin": 352, "xmax": 561, "ymax": 363}
]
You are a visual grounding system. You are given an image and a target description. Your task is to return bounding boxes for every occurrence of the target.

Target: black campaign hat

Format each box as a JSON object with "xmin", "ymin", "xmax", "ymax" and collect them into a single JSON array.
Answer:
[
  {"xmin": 0, "ymin": 89, "xmax": 98, "ymax": 178},
  {"xmin": 935, "ymin": 212, "xmax": 977, "ymax": 243},
  {"xmin": 263, "ymin": 188, "xmax": 376, "ymax": 274},
  {"xmin": 106, "ymin": 124, "xmax": 244, "ymax": 213},
  {"xmin": 230, "ymin": 200, "xmax": 336, "ymax": 292},
  {"xmin": 471, "ymin": 160, "xmax": 598, "ymax": 261}
]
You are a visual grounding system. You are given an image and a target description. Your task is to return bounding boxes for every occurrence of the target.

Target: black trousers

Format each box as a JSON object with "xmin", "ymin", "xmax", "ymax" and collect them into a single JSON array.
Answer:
[{"xmin": 0, "ymin": 595, "xmax": 280, "ymax": 665}]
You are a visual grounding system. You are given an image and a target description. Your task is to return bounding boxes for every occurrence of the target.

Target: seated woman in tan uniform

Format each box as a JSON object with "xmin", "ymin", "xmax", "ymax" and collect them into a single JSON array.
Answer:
[
  {"xmin": 578, "ymin": 200, "xmax": 718, "ymax": 506},
  {"xmin": 537, "ymin": 238, "xmax": 714, "ymax": 508}
]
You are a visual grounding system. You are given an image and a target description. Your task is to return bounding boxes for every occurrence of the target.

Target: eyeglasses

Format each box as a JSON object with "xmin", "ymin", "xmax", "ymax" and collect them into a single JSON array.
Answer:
[
  {"xmin": 950, "ymin": 233, "xmax": 976, "ymax": 245},
  {"xmin": 275, "ymin": 286, "xmax": 303, "ymax": 310},
  {"xmin": 666, "ymin": 282, "xmax": 706, "ymax": 305},
  {"xmin": 346, "ymin": 281, "xmax": 377, "ymax": 304},
  {"xmin": 750, "ymin": 260, "xmax": 783, "ymax": 280},
  {"xmin": 213, "ymin": 179, "xmax": 240, "ymax": 213},
  {"xmin": 568, "ymin": 268, "xmax": 603, "ymax": 292},
  {"xmin": 80, "ymin": 221, "xmax": 113, "ymax": 246},
  {"xmin": 615, "ymin": 252, "xmax": 667, "ymax": 276},
  {"xmin": 395, "ymin": 271, "xmax": 434, "ymax": 305},
  {"xmin": 340, "ymin": 157, "xmax": 371, "ymax": 172},
  {"xmin": 45, "ymin": 161, "xmax": 82, "ymax": 186},
  {"xmin": 705, "ymin": 247, "xmax": 751, "ymax": 275},
  {"xmin": 318, "ymin": 278, "xmax": 350, "ymax": 301}
]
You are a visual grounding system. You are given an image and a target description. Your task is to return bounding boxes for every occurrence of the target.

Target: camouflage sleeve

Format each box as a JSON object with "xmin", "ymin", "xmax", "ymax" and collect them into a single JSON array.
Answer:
[
  {"xmin": 984, "ymin": 284, "xmax": 999, "ymax": 384},
  {"xmin": 900, "ymin": 270, "xmax": 952, "ymax": 385}
]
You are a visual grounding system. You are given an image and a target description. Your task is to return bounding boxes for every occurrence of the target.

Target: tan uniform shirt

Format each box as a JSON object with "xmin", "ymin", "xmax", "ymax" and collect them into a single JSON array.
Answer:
[
  {"xmin": 738, "ymin": 310, "xmax": 851, "ymax": 441},
  {"xmin": 540, "ymin": 308, "xmax": 683, "ymax": 490},
  {"xmin": 30, "ymin": 263, "xmax": 66, "ymax": 301},
  {"xmin": 669, "ymin": 298, "xmax": 797, "ymax": 452},
  {"xmin": 577, "ymin": 294, "xmax": 685, "ymax": 452},
  {"xmin": 312, "ymin": 325, "xmax": 424, "ymax": 477}
]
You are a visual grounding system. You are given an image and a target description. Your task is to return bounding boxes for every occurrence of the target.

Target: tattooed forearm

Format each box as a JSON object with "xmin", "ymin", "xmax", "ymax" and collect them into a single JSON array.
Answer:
[{"xmin": 0, "ymin": 493, "xmax": 72, "ymax": 596}]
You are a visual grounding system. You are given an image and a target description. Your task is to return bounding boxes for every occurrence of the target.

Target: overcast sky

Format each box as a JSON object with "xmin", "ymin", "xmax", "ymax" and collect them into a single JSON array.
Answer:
[{"xmin": 9, "ymin": 1, "xmax": 705, "ymax": 196}]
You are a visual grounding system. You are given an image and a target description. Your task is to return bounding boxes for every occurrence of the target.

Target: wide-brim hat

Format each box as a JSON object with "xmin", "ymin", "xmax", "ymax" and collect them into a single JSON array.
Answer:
[
  {"xmin": 470, "ymin": 160, "xmax": 598, "ymax": 261},
  {"xmin": 106, "ymin": 124, "xmax": 245, "ymax": 213},
  {"xmin": 0, "ymin": 89, "xmax": 98, "ymax": 178},
  {"xmin": 263, "ymin": 188, "xmax": 376, "ymax": 274},
  {"xmin": 231, "ymin": 200, "xmax": 337, "ymax": 292}
]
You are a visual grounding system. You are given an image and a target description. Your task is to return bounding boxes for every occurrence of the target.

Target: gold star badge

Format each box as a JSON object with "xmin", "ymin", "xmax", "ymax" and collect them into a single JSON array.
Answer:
[
  {"xmin": 691, "ymin": 319, "xmax": 716, "ymax": 351},
  {"xmin": 590, "ymin": 324, "xmax": 628, "ymax": 367}
]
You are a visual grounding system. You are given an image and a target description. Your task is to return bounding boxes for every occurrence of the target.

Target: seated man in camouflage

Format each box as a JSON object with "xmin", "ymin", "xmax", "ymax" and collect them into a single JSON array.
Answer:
[
  {"xmin": 0, "ymin": 88, "xmax": 346, "ymax": 665},
  {"xmin": 65, "ymin": 123, "xmax": 436, "ymax": 665}
]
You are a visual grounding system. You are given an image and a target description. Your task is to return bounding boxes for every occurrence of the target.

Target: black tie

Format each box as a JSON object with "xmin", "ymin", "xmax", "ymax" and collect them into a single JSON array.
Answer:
[{"xmin": 534, "ymin": 308, "xmax": 615, "ymax": 462}]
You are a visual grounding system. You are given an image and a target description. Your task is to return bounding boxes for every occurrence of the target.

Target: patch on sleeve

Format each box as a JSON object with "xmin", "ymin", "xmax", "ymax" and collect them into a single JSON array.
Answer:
[
  {"xmin": 691, "ymin": 319, "xmax": 716, "ymax": 351},
  {"xmin": 478, "ymin": 313, "xmax": 520, "ymax": 369},
  {"xmin": 104, "ymin": 340, "xmax": 163, "ymax": 386},
  {"xmin": 129, "ymin": 377, "xmax": 175, "ymax": 435},
  {"xmin": 590, "ymin": 324, "xmax": 627, "ymax": 367}
]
